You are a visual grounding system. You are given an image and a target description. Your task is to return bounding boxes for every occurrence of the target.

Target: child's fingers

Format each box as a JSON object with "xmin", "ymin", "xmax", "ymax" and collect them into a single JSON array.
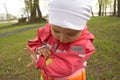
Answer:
[
  {"xmin": 27, "ymin": 62, "xmax": 34, "ymax": 68},
  {"xmin": 24, "ymin": 45, "xmax": 35, "ymax": 55},
  {"xmin": 30, "ymin": 54, "xmax": 36, "ymax": 60},
  {"xmin": 44, "ymin": 48, "xmax": 51, "ymax": 57},
  {"xmin": 27, "ymin": 59, "xmax": 36, "ymax": 68},
  {"xmin": 26, "ymin": 45, "xmax": 32, "ymax": 52},
  {"xmin": 38, "ymin": 48, "xmax": 51, "ymax": 58},
  {"xmin": 24, "ymin": 45, "xmax": 30, "ymax": 51},
  {"xmin": 24, "ymin": 45, "xmax": 36, "ymax": 68}
]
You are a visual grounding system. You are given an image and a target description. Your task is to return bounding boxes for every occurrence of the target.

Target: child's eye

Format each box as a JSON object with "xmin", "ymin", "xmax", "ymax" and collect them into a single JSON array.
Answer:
[
  {"xmin": 67, "ymin": 33, "xmax": 76, "ymax": 36},
  {"xmin": 54, "ymin": 30, "xmax": 60, "ymax": 33}
]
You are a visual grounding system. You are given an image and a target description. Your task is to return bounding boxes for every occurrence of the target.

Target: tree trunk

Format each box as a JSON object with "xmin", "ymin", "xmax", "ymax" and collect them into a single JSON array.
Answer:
[
  {"xmin": 105, "ymin": 5, "xmax": 107, "ymax": 16},
  {"xmin": 36, "ymin": 0, "xmax": 42, "ymax": 20},
  {"xmin": 102, "ymin": 5, "xmax": 104, "ymax": 16},
  {"xmin": 4, "ymin": 2, "xmax": 9, "ymax": 21},
  {"xmin": 91, "ymin": 10, "xmax": 94, "ymax": 17},
  {"xmin": 29, "ymin": 0, "xmax": 43, "ymax": 22},
  {"xmin": 113, "ymin": 0, "xmax": 117, "ymax": 16},
  {"xmin": 117, "ymin": 0, "xmax": 120, "ymax": 17},
  {"xmin": 99, "ymin": 4, "xmax": 102, "ymax": 16},
  {"xmin": 30, "ymin": 0, "xmax": 37, "ymax": 22},
  {"xmin": 98, "ymin": 0, "xmax": 102, "ymax": 16},
  {"xmin": 24, "ymin": 0, "xmax": 30, "ymax": 20}
]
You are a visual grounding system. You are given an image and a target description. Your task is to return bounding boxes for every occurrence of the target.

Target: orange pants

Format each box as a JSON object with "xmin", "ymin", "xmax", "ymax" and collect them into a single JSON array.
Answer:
[
  {"xmin": 40, "ymin": 70, "xmax": 54, "ymax": 80},
  {"xmin": 67, "ymin": 69, "xmax": 86, "ymax": 80},
  {"xmin": 40, "ymin": 68, "xmax": 86, "ymax": 80}
]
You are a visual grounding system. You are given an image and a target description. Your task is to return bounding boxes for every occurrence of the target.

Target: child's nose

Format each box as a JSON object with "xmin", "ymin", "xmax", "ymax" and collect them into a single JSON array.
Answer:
[{"xmin": 60, "ymin": 33, "xmax": 67, "ymax": 43}]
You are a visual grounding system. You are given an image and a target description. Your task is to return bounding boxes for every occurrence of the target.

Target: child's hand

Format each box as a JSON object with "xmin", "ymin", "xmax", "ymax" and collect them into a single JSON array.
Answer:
[
  {"xmin": 24, "ymin": 45, "xmax": 36, "ymax": 68},
  {"xmin": 36, "ymin": 47, "xmax": 51, "ymax": 59}
]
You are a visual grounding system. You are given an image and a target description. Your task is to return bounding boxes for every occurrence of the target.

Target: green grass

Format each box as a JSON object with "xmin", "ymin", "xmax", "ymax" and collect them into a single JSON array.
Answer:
[
  {"xmin": 87, "ymin": 16, "xmax": 120, "ymax": 80},
  {"xmin": 0, "ymin": 22, "xmax": 45, "ymax": 34},
  {"xmin": 0, "ymin": 17, "xmax": 120, "ymax": 80},
  {"xmin": 0, "ymin": 23, "xmax": 45, "ymax": 80}
]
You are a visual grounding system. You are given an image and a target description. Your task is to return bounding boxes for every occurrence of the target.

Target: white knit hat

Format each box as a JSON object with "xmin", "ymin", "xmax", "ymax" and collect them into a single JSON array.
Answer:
[{"xmin": 48, "ymin": 0, "xmax": 92, "ymax": 30}]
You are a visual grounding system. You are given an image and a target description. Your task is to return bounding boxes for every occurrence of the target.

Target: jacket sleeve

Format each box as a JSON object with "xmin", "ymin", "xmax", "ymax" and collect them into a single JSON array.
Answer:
[
  {"xmin": 36, "ymin": 40, "xmax": 95, "ymax": 77},
  {"xmin": 27, "ymin": 27, "xmax": 44, "ymax": 51}
]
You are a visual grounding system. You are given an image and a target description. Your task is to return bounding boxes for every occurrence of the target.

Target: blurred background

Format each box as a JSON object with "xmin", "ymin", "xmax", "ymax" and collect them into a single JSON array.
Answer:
[{"xmin": 0, "ymin": 0, "xmax": 120, "ymax": 23}]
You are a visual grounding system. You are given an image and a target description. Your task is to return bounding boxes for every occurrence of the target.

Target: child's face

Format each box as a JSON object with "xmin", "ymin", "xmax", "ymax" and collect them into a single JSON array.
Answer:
[{"xmin": 51, "ymin": 24, "xmax": 82, "ymax": 43}]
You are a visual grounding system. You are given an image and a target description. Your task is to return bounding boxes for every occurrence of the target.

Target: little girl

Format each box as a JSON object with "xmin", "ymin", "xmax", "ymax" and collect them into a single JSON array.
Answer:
[{"xmin": 25, "ymin": 0, "xmax": 95, "ymax": 80}]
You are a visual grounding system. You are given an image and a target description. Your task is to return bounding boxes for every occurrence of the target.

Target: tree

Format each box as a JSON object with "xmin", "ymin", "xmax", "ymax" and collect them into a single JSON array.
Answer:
[
  {"xmin": 7, "ymin": 14, "xmax": 17, "ymax": 20},
  {"xmin": 30, "ymin": 0, "xmax": 43, "ymax": 22},
  {"xmin": 98, "ymin": 0, "xmax": 108, "ymax": 16},
  {"xmin": 98, "ymin": 0, "xmax": 113, "ymax": 16},
  {"xmin": 24, "ymin": 0, "xmax": 31, "ymax": 20},
  {"xmin": 103, "ymin": 0, "xmax": 112, "ymax": 16},
  {"xmin": 98, "ymin": 0, "xmax": 102, "ymax": 16},
  {"xmin": 36, "ymin": 0, "xmax": 42, "ymax": 20},
  {"xmin": 117, "ymin": 0, "xmax": 120, "ymax": 17},
  {"xmin": 109, "ymin": 0, "xmax": 113, "ymax": 16},
  {"xmin": 24, "ymin": 0, "xmax": 43, "ymax": 22},
  {"xmin": 113, "ymin": 0, "xmax": 117, "ymax": 16},
  {"xmin": 3, "ymin": 1, "xmax": 9, "ymax": 21}
]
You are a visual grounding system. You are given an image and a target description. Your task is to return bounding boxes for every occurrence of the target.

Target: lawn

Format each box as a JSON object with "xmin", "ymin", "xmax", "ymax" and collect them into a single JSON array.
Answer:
[
  {"xmin": 0, "ymin": 17, "xmax": 120, "ymax": 80},
  {"xmin": 0, "ymin": 22, "xmax": 45, "ymax": 34},
  {"xmin": 87, "ymin": 16, "xmax": 120, "ymax": 80}
]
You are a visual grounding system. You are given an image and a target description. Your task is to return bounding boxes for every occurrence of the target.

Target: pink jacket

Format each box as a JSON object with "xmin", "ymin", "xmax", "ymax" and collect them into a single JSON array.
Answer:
[{"xmin": 28, "ymin": 23, "xmax": 95, "ymax": 78}]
